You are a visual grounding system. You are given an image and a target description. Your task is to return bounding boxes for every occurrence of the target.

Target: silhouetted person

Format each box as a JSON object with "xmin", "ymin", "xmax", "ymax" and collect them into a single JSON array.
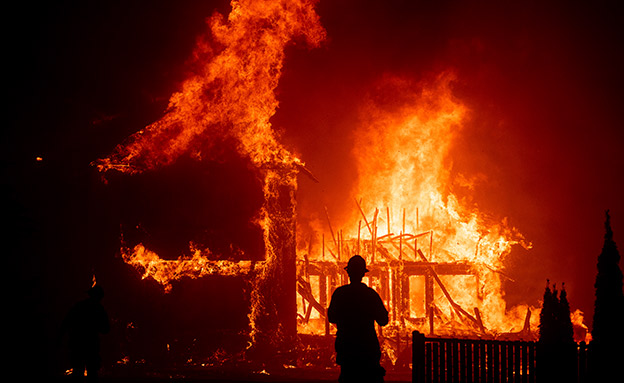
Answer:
[
  {"xmin": 328, "ymin": 255, "xmax": 389, "ymax": 383},
  {"xmin": 61, "ymin": 284, "xmax": 110, "ymax": 381}
]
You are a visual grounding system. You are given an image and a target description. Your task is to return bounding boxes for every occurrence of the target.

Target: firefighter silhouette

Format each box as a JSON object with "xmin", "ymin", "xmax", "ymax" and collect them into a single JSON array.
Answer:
[
  {"xmin": 60, "ymin": 284, "xmax": 110, "ymax": 381},
  {"xmin": 328, "ymin": 255, "xmax": 389, "ymax": 383}
]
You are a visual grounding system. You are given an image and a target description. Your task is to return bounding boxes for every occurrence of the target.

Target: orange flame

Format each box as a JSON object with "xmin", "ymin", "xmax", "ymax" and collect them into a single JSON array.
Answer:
[
  {"xmin": 122, "ymin": 243, "xmax": 254, "ymax": 292},
  {"xmin": 95, "ymin": 0, "xmax": 325, "ymax": 174},
  {"xmin": 96, "ymin": 0, "xmax": 325, "ymax": 291},
  {"xmin": 297, "ymin": 73, "xmax": 535, "ymax": 338}
]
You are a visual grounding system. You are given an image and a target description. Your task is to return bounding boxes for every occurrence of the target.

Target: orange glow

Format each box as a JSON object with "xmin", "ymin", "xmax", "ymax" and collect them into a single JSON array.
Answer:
[
  {"xmin": 122, "ymin": 243, "xmax": 254, "ymax": 292},
  {"xmin": 95, "ymin": 0, "xmax": 325, "ymax": 175},
  {"xmin": 96, "ymin": 0, "xmax": 325, "ymax": 350},
  {"xmin": 95, "ymin": 0, "xmax": 586, "ymax": 356},
  {"xmin": 296, "ymin": 74, "xmax": 536, "ymax": 339},
  {"xmin": 96, "ymin": 0, "xmax": 324, "ymax": 285}
]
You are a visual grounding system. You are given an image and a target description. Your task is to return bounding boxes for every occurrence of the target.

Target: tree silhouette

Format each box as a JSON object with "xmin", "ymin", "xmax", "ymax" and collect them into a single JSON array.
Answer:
[
  {"xmin": 539, "ymin": 280, "xmax": 557, "ymax": 344},
  {"xmin": 590, "ymin": 210, "xmax": 624, "ymax": 381},
  {"xmin": 557, "ymin": 284, "xmax": 574, "ymax": 345},
  {"xmin": 538, "ymin": 280, "xmax": 576, "ymax": 383},
  {"xmin": 592, "ymin": 210, "xmax": 624, "ymax": 343}
]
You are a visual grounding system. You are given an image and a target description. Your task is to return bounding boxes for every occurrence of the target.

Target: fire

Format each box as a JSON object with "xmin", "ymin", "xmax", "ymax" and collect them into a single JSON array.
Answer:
[
  {"xmin": 95, "ymin": 0, "xmax": 325, "ymax": 352},
  {"xmin": 296, "ymin": 73, "xmax": 534, "ymax": 340},
  {"xmin": 95, "ymin": 0, "xmax": 324, "ymax": 284},
  {"xmin": 93, "ymin": 0, "xmax": 586, "ymax": 371},
  {"xmin": 95, "ymin": 0, "xmax": 324, "ymax": 175},
  {"xmin": 122, "ymin": 243, "xmax": 254, "ymax": 292}
]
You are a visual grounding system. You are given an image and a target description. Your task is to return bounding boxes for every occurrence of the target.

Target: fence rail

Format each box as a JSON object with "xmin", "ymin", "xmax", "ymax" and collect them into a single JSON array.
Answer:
[
  {"xmin": 412, "ymin": 332, "xmax": 595, "ymax": 383},
  {"xmin": 412, "ymin": 332, "xmax": 537, "ymax": 383}
]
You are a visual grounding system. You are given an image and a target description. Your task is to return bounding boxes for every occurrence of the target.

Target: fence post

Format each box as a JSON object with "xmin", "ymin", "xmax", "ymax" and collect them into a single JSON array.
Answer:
[
  {"xmin": 413, "ymin": 331, "xmax": 425, "ymax": 383},
  {"xmin": 578, "ymin": 341, "xmax": 586, "ymax": 383}
]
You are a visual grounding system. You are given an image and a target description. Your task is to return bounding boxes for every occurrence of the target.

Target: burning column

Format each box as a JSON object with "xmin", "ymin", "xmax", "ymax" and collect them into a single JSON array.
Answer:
[{"xmin": 249, "ymin": 167, "xmax": 298, "ymax": 357}]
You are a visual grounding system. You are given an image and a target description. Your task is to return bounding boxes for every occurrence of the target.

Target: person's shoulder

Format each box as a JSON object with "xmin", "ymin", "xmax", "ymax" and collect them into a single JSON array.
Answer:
[
  {"xmin": 364, "ymin": 284, "xmax": 382, "ymax": 297},
  {"xmin": 333, "ymin": 285, "xmax": 349, "ymax": 294}
]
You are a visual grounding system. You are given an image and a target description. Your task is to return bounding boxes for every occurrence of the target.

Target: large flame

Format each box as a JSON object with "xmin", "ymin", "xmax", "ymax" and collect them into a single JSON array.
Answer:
[
  {"xmin": 96, "ymin": 0, "xmax": 325, "ymax": 350},
  {"xmin": 96, "ymin": 0, "xmax": 324, "ymax": 285},
  {"xmin": 297, "ymin": 73, "xmax": 535, "ymax": 339},
  {"xmin": 96, "ymin": 0, "xmax": 587, "ymax": 359},
  {"xmin": 96, "ymin": 0, "xmax": 325, "ymax": 175}
]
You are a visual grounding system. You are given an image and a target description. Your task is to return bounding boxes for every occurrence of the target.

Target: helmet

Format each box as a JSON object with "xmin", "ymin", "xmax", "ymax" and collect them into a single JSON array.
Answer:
[{"xmin": 344, "ymin": 255, "xmax": 369, "ymax": 274}]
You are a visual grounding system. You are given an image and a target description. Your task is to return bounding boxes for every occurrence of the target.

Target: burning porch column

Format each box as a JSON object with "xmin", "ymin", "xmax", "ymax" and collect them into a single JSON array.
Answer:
[{"xmin": 248, "ymin": 166, "xmax": 298, "ymax": 356}]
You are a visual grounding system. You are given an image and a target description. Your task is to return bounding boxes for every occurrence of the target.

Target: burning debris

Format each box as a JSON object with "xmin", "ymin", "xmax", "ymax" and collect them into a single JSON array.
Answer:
[{"xmin": 296, "ymin": 75, "xmax": 534, "ymax": 350}]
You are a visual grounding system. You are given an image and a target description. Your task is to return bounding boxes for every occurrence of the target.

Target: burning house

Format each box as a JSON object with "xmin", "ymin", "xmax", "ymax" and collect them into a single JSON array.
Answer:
[{"xmin": 89, "ymin": 0, "xmax": 592, "ymax": 375}]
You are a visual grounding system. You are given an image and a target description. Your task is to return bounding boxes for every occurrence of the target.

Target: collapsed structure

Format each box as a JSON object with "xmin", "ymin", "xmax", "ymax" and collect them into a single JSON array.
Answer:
[{"xmin": 295, "ymin": 206, "xmax": 532, "ymax": 344}]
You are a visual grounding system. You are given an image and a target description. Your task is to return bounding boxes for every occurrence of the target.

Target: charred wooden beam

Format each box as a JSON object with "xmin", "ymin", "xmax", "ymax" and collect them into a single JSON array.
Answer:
[
  {"xmin": 297, "ymin": 277, "xmax": 326, "ymax": 319},
  {"xmin": 416, "ymin": 249, "xmax": 481, "ymax": 330}
]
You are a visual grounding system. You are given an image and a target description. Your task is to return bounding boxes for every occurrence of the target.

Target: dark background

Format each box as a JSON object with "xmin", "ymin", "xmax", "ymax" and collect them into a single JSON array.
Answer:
[{"xmin": 4, "ymin": 0, "xmax": 623, "ymax": 378}]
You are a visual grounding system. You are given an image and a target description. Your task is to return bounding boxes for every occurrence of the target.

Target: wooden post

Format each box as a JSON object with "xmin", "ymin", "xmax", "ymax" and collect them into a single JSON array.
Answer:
[
  {"xmin": 440, "ymin": 340, "xmax": 447, "ymax": 383},
  {"xmin": 429, "ymin": 304, "xmax": 434, "ymax": 336},
  {"xmin": 468, "ymin": 340, "xmax": 474, "ymax": 383},
  {"xmin": 474, "ymin": 307, "xmax": 487, "ymax": 334},
  {"xmin": 338, "ymin": 229, "xmax": 342, "ymax": 261},
  {"xmin": 357, "ymin": 220, "xmax": 361, "ymax": 254},
  {"xmin": 386, "ymin": 206, "xmax": 391, "ymax": 235},
  {"xmin": 372, "ymin": 208, "xmax": 378, "ymax": 263},
  {"xmin": 452, "ymin": 341, "xmax": 459, "ymax": 383},
  {"xmin": 487, "ymin": 341, "xmax": 494, "ymax": 383},
  {"xmin": 402, "ymin": 208, "xmax": 406, "ymax": 260},
  {"xmin": 460, "ymin": 340, "xmax": 468, "ymax": 383},
  {"xmin": 528, "ymin": 342, "xmax": 536, "ymax": 383},
  {"xmin": 579, "ymin": 341, "xmax": 587, "ymax": 383},
  {"xmin": 413, "ymin": 331, "xmax": 425, "ymax": 383},
  {"xmin": 390, "ymin": 271, "xmax": 396, "ymax": 325},
  {"xmin": 399, "ymin": 230, "xmax": 403, "ymax": 261},
  {"xmin": 480, "ymin": 340, "xmax": 487, "ymax": 383},
  {"xmin": 433, "ymin": 341, "xmax": 440, "ymax": 383},
  {"xmin": 500, "ymin": 342, "xmax": 507, "ymax": 382},
  {"xmin": 425, "ymin": 342, "xmax": 432, "ymax": 383},
  {"xmin": 324, "ymin": 206, "xmax": 340, "ymax": 259},
  {"xmin": 429, "ymin": 230, "xmax": 434, "ymax": 261},
  {"xmin": 415, "ymin": 207, "xmax": 419, "ymax": 258},
  {"xmin": 320, "ymin": 275, "xmax": 329, "ymax": 336},
  {"xmin": 474, "ymin": 339, "xmax": 481, "ymax": 382},
  {"xmin": 522, "ymin": 342, "xmax": 529, "ymax": 383},
  {"xmin": 506, "ymin": 342, "xmax": 513, "ymax": 383},
  {"xmin": 446, "ymin": 340, "xmax": 453, "ymax": 383},
  {"xmin": 355, "ymin": 198, "xmax": 373, "ymax": 236}
]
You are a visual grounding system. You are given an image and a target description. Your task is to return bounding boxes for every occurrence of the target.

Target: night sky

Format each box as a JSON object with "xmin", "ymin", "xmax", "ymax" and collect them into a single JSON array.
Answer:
[{"xmin": 5, "ymin": 0, "xmax": 624, "ymax": 378}]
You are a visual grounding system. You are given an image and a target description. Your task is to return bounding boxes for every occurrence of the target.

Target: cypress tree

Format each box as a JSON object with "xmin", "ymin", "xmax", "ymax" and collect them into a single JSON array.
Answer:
[
  {"xmin": 592, "ymin": 210, "xmax": 624, "ymax": 344},
  {"xmin": 557, "ymin": 283, "xmax": 574, "ymax": 344},
  {"xmin": 539, "ymin": 280, "xmax": 556, "ymax": 344},
  {"xmin": 589, "ymin": 211, "xmax": 624, "ymax": 381}
]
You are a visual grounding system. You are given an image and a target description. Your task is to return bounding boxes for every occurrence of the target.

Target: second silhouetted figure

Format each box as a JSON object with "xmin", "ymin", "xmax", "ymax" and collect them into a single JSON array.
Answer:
[
  {"xmin": 61, "ymin": 284, "xmax": 110, "ymax": 382},
  {"xmin": 328, "ymin": 255, "xmax": 389, "ymax": 383}
]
